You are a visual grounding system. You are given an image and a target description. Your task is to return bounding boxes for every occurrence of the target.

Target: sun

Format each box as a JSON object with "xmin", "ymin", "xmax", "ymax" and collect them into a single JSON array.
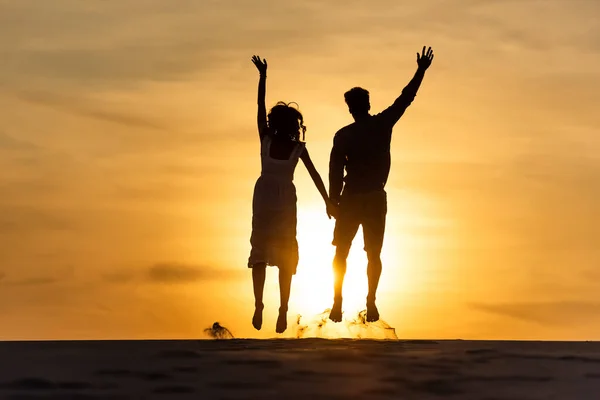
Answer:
[{"xmin": 289, "ymin": 206, "xmax": 381, "ymax": 318}]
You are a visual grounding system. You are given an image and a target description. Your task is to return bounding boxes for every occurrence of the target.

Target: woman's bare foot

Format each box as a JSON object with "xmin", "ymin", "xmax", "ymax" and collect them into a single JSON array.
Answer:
[
  {"xmin": 275, "ymin": 308, "xmax": 287, "ymax": 333},
  {"xmin": 252, "ymin": 303, "xmax": 264, "ymax": 330}
]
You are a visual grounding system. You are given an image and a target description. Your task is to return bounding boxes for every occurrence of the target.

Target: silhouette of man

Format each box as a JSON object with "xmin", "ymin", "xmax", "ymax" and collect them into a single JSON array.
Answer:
[{"xmin": 328, "ymin": 46, "xmax": 434, "ymax": 322}]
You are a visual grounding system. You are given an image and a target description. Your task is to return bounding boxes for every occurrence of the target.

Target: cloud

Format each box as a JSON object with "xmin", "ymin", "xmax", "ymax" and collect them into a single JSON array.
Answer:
[
  {"xmin": 0, "ymin": 0, "xmax": 517, "ymax": 94},
  {"xmin": 14, "ymin": 90, "xmax": 167, "ymax": 131},
  {"xmin": 2, "ymin": 277, "xmax": 59, "ymax": 286},
  {"xmin": 0, "ymin": 131, "xmax": 39, "ymax": 151},
  {"xmin": 1, "ymin": 0, "xmax": 598, "ymax": 103},
  {"xmin": 2, "ymin": 262, "xmax": 237, "ymax": 289},
  {"xmin": 102, "ymin": 272, "xmax": 136, "ymax": 284},
  {"xmin": 147, "ymin": 263, "xmax": 204, "ymax": 283},
  {"xmin": 146, "ymin": 263, "xmax": 242, "ymax": 283},
  {"xmin": 470, "ymin": 301, "xmax": 600, "ymax": 326},
  {"xmin": 0, "ymin": 0, "xmax": 332, "ymax": 91},
  {"xmin": 0, "ymin": 271, "xmax": 69, "ymax": 287},
  {"xmin": 102, "ymin": 263, "xmax": 243, "ymax": 285},
  {"xmin": 0, "ymin": 206, "xmax": 74, "ymax": 234}
]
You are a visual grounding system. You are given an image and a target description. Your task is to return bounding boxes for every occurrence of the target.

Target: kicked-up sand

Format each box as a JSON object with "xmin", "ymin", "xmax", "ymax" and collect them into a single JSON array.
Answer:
[{"xmin": 1, "ymin": 335, "xmax": 600, "ymax": 399}]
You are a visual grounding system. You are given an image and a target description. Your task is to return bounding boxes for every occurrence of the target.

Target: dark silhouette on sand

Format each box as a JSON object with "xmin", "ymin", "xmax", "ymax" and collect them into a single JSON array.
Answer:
[
  {"xmin": 248, "ymin": 55, "xmax": 336, "ymax": 334},
  {"xmin": 204, "ymin": 322, "xmax": 234, "ymax": 339},
  {"xmin": 328, "ymin": 46, "xmax": 435, "ymax": 323}
]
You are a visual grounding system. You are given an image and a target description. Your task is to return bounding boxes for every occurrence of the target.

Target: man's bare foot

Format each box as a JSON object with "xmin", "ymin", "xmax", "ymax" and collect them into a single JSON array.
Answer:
[
  {"xmin": 275, "ymin": 310, "xmax": 287, "ymax": 333},
  {"xmin": 329, "ymin": 299, "xmax": 343, "ymax": 322},
  {"xmin": 366, "ymin": 301, "xmax": 379, "ymax": 322},
  {"xmin": 252, "ymin": 303, "xmax": 263, "ymax": 330}
]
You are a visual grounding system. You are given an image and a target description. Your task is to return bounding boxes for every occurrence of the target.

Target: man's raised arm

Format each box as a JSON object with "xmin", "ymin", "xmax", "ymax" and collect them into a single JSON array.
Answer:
[{"xmin": 379, "ymin": 46, "xmax": 434, "ymax": 127}]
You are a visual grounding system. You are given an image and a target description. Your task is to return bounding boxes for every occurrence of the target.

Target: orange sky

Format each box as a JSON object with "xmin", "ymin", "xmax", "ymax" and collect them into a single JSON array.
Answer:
[{"xmin": 1, "ymin": 0, "xmax": 599, "ymax": 340}]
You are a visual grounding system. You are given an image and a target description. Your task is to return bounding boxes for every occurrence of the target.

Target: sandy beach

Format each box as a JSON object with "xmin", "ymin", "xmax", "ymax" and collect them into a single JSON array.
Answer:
[{"xmin": 1, "ymin": 338, "xmax": 599, "ymax": 399}]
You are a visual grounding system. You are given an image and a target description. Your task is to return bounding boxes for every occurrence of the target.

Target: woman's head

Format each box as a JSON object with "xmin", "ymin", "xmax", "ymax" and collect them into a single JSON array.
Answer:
[{"xmin": 267, "ymin": 102, "xmax": 306, "ymax": 142}]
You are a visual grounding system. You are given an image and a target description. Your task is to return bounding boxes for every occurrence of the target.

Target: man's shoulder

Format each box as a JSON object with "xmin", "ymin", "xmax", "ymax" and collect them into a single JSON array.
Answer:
[
  {"xmin": 333, "ymin": 123, "xmax": 354, "ymax": 142},
  {"xmin": 371, "ymin": 110, "xmax": 390, "ymax": 122},
  {"xmin": 336, "ymin": 122, "xmax": 355, "ymax": 134},
  {"xmin": 335, "ymin": 120, "xmax": 365, "ymax": 137},
  {"xmin": 336, "ymin": 115, "xmax": 386, "ymax": 136}
]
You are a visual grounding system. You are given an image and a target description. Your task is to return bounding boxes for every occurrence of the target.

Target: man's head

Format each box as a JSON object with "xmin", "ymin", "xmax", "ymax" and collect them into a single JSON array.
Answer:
[{"xmin": 344, "ymin": 87, "xmax": 370, "ymax": 117}]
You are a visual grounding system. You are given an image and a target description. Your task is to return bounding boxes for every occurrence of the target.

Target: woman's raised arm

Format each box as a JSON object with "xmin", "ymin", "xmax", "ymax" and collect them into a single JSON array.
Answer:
[{"xmin": 251, "ymin": 55, "xmax": 268, "ymax": 140}]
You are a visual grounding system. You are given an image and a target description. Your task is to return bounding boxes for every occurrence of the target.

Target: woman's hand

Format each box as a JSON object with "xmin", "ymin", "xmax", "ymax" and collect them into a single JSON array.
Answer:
[{"xmin": 252, "ymin": 55, "xmax": 268, "ymax": 76}]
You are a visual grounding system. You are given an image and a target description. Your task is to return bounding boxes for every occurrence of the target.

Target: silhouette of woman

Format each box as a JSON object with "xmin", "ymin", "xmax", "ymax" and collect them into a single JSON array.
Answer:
[{"xmin": 248, "ymin": 55, "xmax": 335, "ymax": 333}]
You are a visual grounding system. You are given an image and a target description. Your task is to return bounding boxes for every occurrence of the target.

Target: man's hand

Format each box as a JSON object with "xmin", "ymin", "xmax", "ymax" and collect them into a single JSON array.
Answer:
[
  {"xmin": 252, "ymin": 55, "xmax": 267, "ymax": 76},
  {"xmin": 326, "ymin": 199, "xmax": 340, "ymax": 220},
  {"xmin": 417, "ymin": 46, "xmax": 434, "ymax": 71}
]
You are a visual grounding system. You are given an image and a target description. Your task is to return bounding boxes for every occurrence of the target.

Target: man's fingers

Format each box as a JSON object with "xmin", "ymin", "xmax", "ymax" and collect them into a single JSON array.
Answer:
[{"xmin": 417, "ymin": 52, "xmax": 420, "ymax": 61}]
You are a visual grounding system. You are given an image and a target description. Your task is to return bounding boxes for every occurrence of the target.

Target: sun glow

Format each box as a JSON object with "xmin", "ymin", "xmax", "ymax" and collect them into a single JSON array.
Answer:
[{"xmin": 289, "ymin": 206, "xmax": 397, "ymax": 318}]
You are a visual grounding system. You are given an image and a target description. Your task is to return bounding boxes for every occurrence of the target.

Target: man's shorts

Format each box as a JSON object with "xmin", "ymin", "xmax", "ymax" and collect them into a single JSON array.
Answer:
[{"xmin": 332, "ymin": 190, "xmax": 387, "ymax": 254}]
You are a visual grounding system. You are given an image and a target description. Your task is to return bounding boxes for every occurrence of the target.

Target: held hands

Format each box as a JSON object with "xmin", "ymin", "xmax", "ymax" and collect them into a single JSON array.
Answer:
[
  {"xmin": 416, "ymin": 46, "xmax": 434, "ymax": 71},
  {"xmin": 251, "ymin": 55, "xmax": 267, "ymax": 76},
  {"xmin": 326, "ymin": 199, "xmax": 340, "ymax": 220}
]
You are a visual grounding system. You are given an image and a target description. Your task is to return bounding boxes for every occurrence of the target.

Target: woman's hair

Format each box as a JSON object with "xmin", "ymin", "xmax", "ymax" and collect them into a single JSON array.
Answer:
[{"xmin": 267, "ymin": 101, "xmax": 306, "ymax": 142}]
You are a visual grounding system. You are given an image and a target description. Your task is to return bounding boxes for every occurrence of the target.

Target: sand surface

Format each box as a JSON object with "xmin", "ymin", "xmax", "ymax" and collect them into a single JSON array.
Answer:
[{"xmin": 1, "ymin": 338, "xmax": 599, "ymax": 399}]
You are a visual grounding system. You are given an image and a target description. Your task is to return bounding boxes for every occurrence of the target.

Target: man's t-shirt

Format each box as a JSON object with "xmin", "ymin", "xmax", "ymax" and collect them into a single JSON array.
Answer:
[{"xmin": 329, "ymin": 90, "xmax": 416, "ymax": 202}]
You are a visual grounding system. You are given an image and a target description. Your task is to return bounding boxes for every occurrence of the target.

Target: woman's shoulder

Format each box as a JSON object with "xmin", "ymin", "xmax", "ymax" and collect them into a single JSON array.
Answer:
[{"xmin": 294, "ymin": 141, "xmax": 307, "ymax": 157}]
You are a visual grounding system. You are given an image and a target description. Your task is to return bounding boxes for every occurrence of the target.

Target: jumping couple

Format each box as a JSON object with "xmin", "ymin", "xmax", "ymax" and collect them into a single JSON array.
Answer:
[{"xmin": 248, "ymin": 47, "xmax": 435, "ymax": 333}]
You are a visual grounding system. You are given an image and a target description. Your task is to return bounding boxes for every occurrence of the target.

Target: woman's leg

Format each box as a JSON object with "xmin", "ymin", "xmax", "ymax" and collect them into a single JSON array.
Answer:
[
  {"xmin": 276, "ymin": 268, "xmax": 293, "ymax": 333},
  {"xmin": 252, "ymin": 263, "xmax": 266, "ymax": 330}
]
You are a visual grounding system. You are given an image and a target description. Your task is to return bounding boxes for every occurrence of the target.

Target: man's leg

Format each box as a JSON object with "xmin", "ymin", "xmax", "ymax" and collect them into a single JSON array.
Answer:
[
  {"xmin": 330, "ymin": 195, "xmax": 360, "ymax": 322},
  {"xmin": 362, "ymin": 190, "xmax": 387, "ymax": 322},
  {"xmin": 330, "ymin": 243, "xmax": 351, "ymax": 322},
  {"xmin": 365, "ymin": 250, "xmax": 382, "ymax": 322}
]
